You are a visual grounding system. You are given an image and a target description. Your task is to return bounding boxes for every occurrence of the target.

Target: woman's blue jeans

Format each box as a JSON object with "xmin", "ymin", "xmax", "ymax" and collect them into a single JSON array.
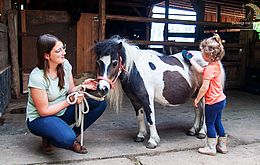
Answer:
[
  {"xmin": 205, "ymin": 99, "xmax": 226, "ymax": 138},
  {"xmin": 27, "ymin": 99, "xmax": 107, "ymax": 149}
]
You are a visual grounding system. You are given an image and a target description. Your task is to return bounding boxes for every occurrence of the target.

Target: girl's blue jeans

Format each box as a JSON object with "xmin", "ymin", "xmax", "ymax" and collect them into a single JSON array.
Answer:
[
  {"xmin": 205, "ymin": 99, "xmax": 226, "ymax": 138},
  {"xmin": 27, "ymin": 98, "xmax": 107, "ymax": 149}
]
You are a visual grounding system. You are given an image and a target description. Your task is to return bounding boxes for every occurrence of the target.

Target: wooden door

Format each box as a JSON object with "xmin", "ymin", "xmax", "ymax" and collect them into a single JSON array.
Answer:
[{"xmin": 76, "ymin": 13, "xmax": 99, "ymax": 75}]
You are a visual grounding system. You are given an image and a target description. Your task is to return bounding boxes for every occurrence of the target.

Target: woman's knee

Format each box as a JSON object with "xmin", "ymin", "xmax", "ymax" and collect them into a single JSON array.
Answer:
[{"xmin": 99, "ymin": 100, "xmax": 107, "ymax": 111}]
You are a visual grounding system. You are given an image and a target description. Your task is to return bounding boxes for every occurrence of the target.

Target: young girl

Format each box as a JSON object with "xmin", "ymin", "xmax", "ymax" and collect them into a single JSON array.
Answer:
[{"xmin": 185, "ymin": 34, "xmax": 228, "ymax": 156}]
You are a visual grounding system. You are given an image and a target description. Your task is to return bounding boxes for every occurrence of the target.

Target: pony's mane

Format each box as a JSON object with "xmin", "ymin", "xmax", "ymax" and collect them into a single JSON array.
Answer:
[{"xmin": 109, "ymin": 36, "xmax": 164, "ymax": 74}]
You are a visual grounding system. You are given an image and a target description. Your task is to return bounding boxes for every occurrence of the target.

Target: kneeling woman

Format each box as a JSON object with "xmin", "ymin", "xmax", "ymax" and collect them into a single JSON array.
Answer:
[{"xmin": 26, "ymin": 34, "xmax": 107, "ymax": 154}]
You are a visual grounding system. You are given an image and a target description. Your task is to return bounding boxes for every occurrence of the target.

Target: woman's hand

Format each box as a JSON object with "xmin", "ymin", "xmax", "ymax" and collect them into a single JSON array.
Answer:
[
  {"xmin": 82, "ymin": 78, "xmax": 98, "ymax": 90},
  {"xmin": 68, "ymin": 93, "xmax": 85, "ymax": 104}
]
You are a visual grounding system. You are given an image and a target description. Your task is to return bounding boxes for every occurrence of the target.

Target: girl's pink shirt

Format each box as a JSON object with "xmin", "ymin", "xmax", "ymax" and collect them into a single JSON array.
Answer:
[{"xmin": 202, "ymin": 61, "xmax": 226, "ymax": 105}]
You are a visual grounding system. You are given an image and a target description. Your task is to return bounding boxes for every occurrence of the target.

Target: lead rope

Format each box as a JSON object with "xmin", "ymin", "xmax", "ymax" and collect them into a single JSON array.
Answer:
[{"xmin": 66, "ymin": 85, "xmax": 105, "ymax": 147}]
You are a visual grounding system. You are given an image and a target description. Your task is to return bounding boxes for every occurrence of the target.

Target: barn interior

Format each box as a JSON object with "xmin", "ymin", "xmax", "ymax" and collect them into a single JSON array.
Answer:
[
  {"xmin": 1, "ymin": 1, "xmax": 260, "ymax": 164},
  {"xmin": 0, "ymin": 0, "xmax": 260, "ymax": 114}
]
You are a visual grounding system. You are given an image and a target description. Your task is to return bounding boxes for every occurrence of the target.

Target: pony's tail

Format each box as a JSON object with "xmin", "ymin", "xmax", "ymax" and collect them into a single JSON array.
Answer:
[
  {"xmin": 220, "ymin": 62, "xmax": 226, "ymax": 89},
  {"xmin": 107, "ymin": 80, "xmax": 123, "ymax": 113}
]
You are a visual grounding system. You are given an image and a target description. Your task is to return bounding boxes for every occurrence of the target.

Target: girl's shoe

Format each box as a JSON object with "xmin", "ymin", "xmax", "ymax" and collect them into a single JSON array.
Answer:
[
  {"xmin": 198, "ymin": 138, "xmax": 217, "ymax": 156},
  {"xmin": 216, "ymin": 135, "xmax": 228, "ymax": 154}
]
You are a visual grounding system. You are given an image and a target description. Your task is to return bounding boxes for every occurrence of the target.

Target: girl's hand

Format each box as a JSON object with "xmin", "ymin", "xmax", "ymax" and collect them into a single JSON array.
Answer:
[
  {"xmin": 82, "ymin": 78, "xmax": 98, "ymax": 90},
  {"xmin": 194, "ymin": 98, "xmax": 199, "ymax": 108}
]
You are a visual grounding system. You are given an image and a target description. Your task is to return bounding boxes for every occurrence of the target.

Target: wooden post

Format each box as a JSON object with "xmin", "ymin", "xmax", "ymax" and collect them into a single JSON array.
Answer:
[
  {"xmin": 192, "ymin": 0, "xmax": 205, "ymax": 42},
  {"xmin": 7, "ymin": 10, "xmax": 20, "ymax": 98},
  {"xmin": 1, "ymin": 0, "xmax": 11, "ymax": 24},
  {"xmin": 164, "ymin": 0, "xmax": 169, "ymax": 41},
  {"xmin": 239, "ymin": 30, "xmax": 255, "ymax": 88},
  {"xmin": 99, "ymin": 0, "xmax": 106, "ymax": 40}
]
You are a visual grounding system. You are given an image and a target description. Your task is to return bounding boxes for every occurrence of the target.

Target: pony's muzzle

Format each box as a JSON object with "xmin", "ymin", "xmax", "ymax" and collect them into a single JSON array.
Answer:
[{"xmin": 97, "ymin": 80, "xmax": 111, "ymax": 96}]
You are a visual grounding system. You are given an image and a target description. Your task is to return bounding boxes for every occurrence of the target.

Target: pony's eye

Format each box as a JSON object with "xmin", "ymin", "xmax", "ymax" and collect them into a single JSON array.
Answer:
[{"xmin": 112, "ymin": 61, "xmax": 118, "ymax": 67}]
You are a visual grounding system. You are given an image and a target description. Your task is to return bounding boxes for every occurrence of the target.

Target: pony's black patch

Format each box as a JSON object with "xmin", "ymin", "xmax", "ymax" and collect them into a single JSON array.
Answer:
[
  {"xmin": 163, "ymin": 70, "xmax": 193, "ymax": 104},
  {"xmin": 159, "ymin": 56, "xmax": 184, "ymax": 69},
  {"xmin": 121, "ymin": 64, "xmax": 153, "ymax": 125},
  {"xmin": 148, "ymin": 62, "xmax": 156, "ymax": 70}
]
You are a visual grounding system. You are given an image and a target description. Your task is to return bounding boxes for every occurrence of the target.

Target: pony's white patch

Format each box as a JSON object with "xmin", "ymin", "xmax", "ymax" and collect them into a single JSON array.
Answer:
[
  {"xmin": 136, "ymin": 108, "xmax": 147, "ymax": 138},
  {"xmin": 98, "ymin": 80, "xmax": 110, "ymax": 91},
  {"xmin": 99, "ymin": 56, "xmax": 111, "ymax": 90}
]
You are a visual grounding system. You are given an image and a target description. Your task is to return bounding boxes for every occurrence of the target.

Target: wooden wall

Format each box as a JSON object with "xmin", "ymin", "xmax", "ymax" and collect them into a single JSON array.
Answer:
[
  {"xmin": 21, "ymin": 10, "xmax": 76, "ymax": 73},
  {"xmin": 0, "ymin": 23, "xmax": 8, "ymax": 69},
  {"xmin": 0, "ymin": 23, "xmax": 11, "ymax": 115},
  {"xmin": 21, "ymin": 10, "xmax": 99, "ymax": 77},
  {"xmin": 76, "ymin": 13, "xmax": 99, "ymax": 76}
]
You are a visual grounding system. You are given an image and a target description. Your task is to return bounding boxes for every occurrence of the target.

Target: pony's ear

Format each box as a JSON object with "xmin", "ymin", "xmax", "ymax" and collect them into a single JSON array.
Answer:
[{"xmin": 117, "ymin": 42, "xmax": 122, "ymax": 50}]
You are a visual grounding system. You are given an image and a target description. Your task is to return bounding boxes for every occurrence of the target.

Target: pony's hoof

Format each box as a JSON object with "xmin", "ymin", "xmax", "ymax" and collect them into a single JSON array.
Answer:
[
  {"xmin": 146, "ymin": 142, "xmax": 157, "ymax": 149},
  {"xmin": 196, "ymin": 133, "xmax": 206, "ymax": 139},
  {"xmin": 134, "ymin": 137, "xmax": 145, "ymax": 142},
  {"xmin": 186, "ymin": 130, "xmax": 196, "ymax": 136}
]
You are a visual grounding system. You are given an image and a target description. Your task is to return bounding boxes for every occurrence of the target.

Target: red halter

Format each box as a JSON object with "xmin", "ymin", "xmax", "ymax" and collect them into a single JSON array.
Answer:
[{"xmin": 97, "ymin": 56, "xmax": 127, "ymax": 89}]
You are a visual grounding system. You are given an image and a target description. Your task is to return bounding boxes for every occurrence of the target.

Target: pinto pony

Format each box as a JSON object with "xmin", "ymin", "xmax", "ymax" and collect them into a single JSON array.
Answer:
[{"xmin": 93, "ymin": 35, "xmax": 224, "ymax": 149}]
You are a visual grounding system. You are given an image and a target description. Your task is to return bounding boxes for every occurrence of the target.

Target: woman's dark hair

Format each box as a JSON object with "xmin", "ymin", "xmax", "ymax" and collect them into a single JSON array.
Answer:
[{"xmin": 36, "ymin": 34, "xmax": 65, "ymax": 90}]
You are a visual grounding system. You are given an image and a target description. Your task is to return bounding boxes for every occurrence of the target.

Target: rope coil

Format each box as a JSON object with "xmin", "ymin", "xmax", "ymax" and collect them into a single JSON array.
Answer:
[{"xmin": 66, "ymin": 85, "xmax": 105, "ymax": 146}]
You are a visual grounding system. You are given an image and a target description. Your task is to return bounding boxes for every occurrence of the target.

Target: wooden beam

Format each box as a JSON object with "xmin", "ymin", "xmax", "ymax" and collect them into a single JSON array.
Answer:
[
  {"xmin": 106, "ymin": 14, "xmax": 244, "ymax": 29},
  {"xmin": 149, "ymin": 0, "xmax": 165, "ymax": 6},
  {"xmin": 167, "ymin": 33, "xmax": 195, "ymax": 38},
  {"xmin": 99, "ymin": 0, "xmax": 106, "ymax": 40},
  {"xmin": 1, "ymin": 0, "xmax": 11, "ymax": 23},
  {"xmin": 7, "ymin": 10, "xmax": 20, "ymax": 98},
  {"xmin": 203, "ymin": 0, "xmax": 243, "ymax": 8},
  {"xmin": 164, "ymin": 0, "xmax": 169, "ymax": 41},
  {"xmin": 0, "ymin": 0, "xmax": 2, "ymax": 20},
  {"xmin": 108, "ymin": 1, "xmax": 147, "ymax": 8},
  {"xmin": 130, "ymin": 40, "xmax": 244, "ymax": 48}
]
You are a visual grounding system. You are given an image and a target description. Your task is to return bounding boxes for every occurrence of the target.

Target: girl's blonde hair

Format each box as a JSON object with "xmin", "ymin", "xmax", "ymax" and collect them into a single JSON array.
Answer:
[{"xmin": 199, "ymin": 33, "xmax": 225, "ymax": 62}]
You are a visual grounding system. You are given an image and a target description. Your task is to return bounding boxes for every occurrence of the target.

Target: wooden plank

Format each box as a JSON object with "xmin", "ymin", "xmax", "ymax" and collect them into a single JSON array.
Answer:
[
  {"xmin": 7, "ymin": 10, "xmax": 20, "ymax": 98},
  {"xmin": 0, "ymin": 23, "xmax": 7, "ymax": 32},
  {"xmin": 99, "ymin": 0, "xmax": 106, "ymax": 40},
  {"xmin": 92, "ymin": 14, "xmax": 99, "ymax": 73},
  {"xmin": 0, "ymin": 27, "xmax": 8, "ymax": 69},
  {"xmin": 84, "ymin": 15, "xmax": 91, "ymax": 72},
  {"xmin": 0, "ymin": 1, "xmax": 2, "ymax": 17},
  {"xmin": 106, "ymin": 14, "xmax": 244, "ymax": 29},
  {"xmin": 25, "ymin": 10, "xmax": 70, "ymax": 25},
  {"xmin": 77, "ymin": 13, "xmax": 85, "ymax": 75},
  {"xmin": 0, "ymin": 66, "xmax": 11, "ymax": 115},
  {"xmin": 21, "ymin": 10, "xmax": 26, "ymax": 33},
  {"xmin": 1, "ymin": 0, "xmax": 11, "ymax": 23},
  {"xmin": 130, "ymin": 40, "xmax": 244, "ymax": 48},
  {"xmin": 76, "ymin": 13, "xmax": 99, "ymax": 75}
]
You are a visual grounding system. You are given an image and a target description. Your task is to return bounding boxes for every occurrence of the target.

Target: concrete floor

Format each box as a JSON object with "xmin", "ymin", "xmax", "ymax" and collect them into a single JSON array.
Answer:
[{"xmin": 0, "ymin": 89, "xmax": 260, "ymax": 164}]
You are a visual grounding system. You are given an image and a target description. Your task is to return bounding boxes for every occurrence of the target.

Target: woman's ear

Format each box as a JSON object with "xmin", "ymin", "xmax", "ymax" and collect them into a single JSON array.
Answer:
[{"xmin": 44, "ymin": 53, "xmax": 50, "ymax": 60}]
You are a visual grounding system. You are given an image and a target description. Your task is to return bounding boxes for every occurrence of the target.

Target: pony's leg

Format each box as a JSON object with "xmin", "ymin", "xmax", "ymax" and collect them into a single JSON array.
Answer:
[
  {"xmin": 186, "ymin": 106, "xmax": 200, "ymax": 136},
  {"xmin": 146, "ymin": 102, "xmax": 160, "ymax": 149},
  {"xmin": 196, "ymin": 98, "xmax": 206, "ymax": 139},
  {"xmin": 134, "ymin": 108, "xmax": 147, "ymax": 142},
  {"xmin": 187, "ymin": 98, "xmax": 206, "ymax": 139}
]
